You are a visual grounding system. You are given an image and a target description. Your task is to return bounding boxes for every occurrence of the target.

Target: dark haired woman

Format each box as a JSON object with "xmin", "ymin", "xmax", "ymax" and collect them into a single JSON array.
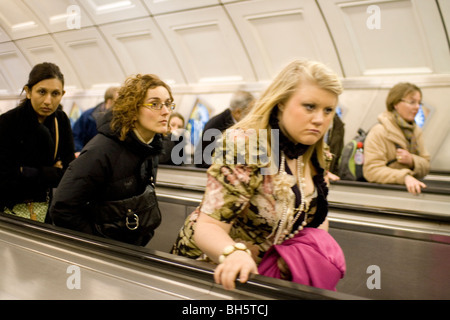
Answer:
[
  {"xmin": 0, "ymin": 62, "xmax": 75, "ymax": 222},
  {"xmin": 50, "ymin": 74, "xmax": 173, "ymax": 246}
]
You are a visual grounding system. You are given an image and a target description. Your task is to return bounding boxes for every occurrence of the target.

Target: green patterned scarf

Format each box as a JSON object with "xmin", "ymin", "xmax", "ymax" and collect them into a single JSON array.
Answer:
[{"xmin": 393, "ymin": 110, "xmax": 418, "ymax": 155}]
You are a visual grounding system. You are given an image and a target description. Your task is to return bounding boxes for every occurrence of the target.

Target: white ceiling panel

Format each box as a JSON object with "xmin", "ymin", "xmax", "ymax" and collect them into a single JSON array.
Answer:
[
  {"xmin": 0, "ymin": 71, "xmax": 11, "ymax": 94},
  {"xmin": 0, "ymin": 25, "xmax": 10, "ymax": 44},
  {"xmin": 78, "ymin": 0, "xmax": 149, "ymax": 25},
  {"xmin": 431, "ymin": 128, "xmax": 450, "ymax": 170},
  {"xmin": 220, "ymin": 0, "xmax": 246, "ymax": 3},
  {"xmin": 15, "ymin": 35, "xmax": 83, "ymax": 90},
  {"xmin": 319, "ymin": 0, "xmax": 450, "ymax": 77},
  {"xmin": 53, "ymin": 27, "xmax": 125, "ymax": 89},
  {"xmin": 23, "ymin": 0, "xmax": 94, "ymax": 33},
  {"xmin": 143, "ymin": 0, "xmax": 220, "ymax": 15},
  {"xmin": 437, "ymin": 0, "xmax": 450, "ymax": 41},
  {"xmin": 100, "ymin": 18, "xmax": 186, "ymax": 84},
  {"xmin": 155, "ymin": 6, "xmax": 256, "ymax": 84},
  {"xmin": 225, "ymin": 0, "xmax": 343, "ymax": 80},
  {"xmin": 0, "ymin": 42, "xmax": 31, "ymax": 94},
  {"xmin": 0, "ymin": 0, "xmax": 48, "ymax": 40}
]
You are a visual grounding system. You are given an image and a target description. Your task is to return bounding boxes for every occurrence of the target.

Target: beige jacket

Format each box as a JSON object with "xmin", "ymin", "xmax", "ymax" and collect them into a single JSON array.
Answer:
[{"xmin": 363, "ymin": 111, "xmax": 430, "ymax": 185}]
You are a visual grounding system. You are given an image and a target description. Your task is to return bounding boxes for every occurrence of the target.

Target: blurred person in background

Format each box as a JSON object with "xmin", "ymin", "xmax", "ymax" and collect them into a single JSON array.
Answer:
[
  {"xmin": 363, "ymin": 82, "xmax": 430, "ymax": 195},
  {"xmin": 160, "ymin": 112, "xmax": 189, "ymax": 165},
  {"xmin": 72, "ymin": 86, "xmax": 119, "ymax": 155},
  {"xmin": 194, "ymin": 90, "xmax": 255, "ymax": 168}
]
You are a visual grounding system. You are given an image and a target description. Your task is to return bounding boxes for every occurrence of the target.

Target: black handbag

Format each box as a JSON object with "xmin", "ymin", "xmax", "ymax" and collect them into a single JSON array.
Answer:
[{"xmin": 92, "ymin": 184, "xmax": 161, "ymax": 246}]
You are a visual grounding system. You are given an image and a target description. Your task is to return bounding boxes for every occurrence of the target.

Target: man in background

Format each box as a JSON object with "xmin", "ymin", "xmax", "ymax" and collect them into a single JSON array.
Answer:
[
  {"xmin": 72, "ymin": 87, "xmax": 119, "ymax": 155},
  {"xmin": 195, "ymin": 90, "xmax": 255, "ymax": 168}
]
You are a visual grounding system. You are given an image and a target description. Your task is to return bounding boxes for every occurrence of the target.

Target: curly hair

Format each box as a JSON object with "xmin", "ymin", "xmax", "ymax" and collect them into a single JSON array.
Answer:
[{"xmin": 111, "ymin": 74, "xmax": 173, "ymax": 141}]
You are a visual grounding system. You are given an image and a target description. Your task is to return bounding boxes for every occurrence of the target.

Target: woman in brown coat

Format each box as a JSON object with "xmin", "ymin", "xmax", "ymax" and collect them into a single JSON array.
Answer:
[{"xmin": 363, "ymin": 82, "xmax": 430, "ymax": 194}]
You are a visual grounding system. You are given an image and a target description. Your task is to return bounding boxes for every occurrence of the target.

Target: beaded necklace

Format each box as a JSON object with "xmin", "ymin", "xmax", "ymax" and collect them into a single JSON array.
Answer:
[{"xmin": 274, "ymin": 152, "xmax": 312, "ymax": 245}]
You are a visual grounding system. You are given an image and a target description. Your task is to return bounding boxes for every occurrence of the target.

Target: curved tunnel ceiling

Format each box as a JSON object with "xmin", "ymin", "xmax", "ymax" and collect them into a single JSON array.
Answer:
[{"xmin": 0, "ymin": 0, "xmax": 448, "ymax": 95}]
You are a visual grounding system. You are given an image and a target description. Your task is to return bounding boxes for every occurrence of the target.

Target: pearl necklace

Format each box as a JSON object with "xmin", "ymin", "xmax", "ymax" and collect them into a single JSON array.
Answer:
[{"xmin": 274, "ymin": 152, "xmax": 310, "ymax": 245}]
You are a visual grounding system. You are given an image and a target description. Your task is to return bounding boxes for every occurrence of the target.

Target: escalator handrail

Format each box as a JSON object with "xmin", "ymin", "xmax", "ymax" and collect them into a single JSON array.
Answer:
[
  {"xmin": 155, "ymin": 181, "xmax": 450, "ymax": 222},
  {"xmin": 0, "ymin": 213, "xmax": 363, "ymax": 300}
]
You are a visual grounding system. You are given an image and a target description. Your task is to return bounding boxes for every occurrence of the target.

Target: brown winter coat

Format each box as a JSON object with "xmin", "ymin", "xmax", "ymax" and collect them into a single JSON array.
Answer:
[{"xmin": 363, "ymin": 111, "xmax": 430, "ymax": 185}]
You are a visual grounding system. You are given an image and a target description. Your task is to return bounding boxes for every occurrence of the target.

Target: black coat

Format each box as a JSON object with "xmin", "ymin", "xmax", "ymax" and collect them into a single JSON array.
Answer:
[
  {"xmin": 327, "ymin": 114, "xmax": 345, "ymax": 174},
  {"xmin": 0, "ymin": 101, "xmax": 75, "ymax": 209},
  {"xmin": 49, "ymin": 110, "xmax": 163, "ymax": 245},
  {"xmin": 160, "ymin": 132, "xmax": 187, "ymax": 165},
  {"xmin": 194, "ymin": 108, "xmax": 235, "ymax": 168}
]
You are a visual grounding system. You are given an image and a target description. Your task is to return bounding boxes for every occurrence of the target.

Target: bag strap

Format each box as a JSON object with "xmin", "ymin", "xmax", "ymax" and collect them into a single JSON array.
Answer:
[
  {"xmin": 54, "ymin": 117, "xmax": 59, "ymax": 161},
  {"xmin": 386, "ymin": 159, "xmax": 397, "ymax": 166},
  {"xmin": 27, "ymin": 202, "xmax": 37, "ymax": 221},
  {"xmin": 386, "ymin": 144, "xmax": 402, "ymax": 166}
]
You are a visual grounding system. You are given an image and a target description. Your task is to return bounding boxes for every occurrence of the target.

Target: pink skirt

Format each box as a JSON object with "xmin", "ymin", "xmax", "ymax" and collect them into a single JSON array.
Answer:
[{"xmin": 258, "ymin": 228, "xmax": 346, "ymax": 291}]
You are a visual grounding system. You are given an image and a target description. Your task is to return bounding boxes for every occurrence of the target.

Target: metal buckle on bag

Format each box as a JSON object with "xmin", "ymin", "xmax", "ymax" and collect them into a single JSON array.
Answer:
[{"xmin": 126, "ymin": 209, "xmax": 139, "ymax": 230}]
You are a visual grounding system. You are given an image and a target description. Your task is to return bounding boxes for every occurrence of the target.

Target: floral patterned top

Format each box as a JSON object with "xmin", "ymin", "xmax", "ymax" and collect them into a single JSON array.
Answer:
[{"xmin": 171, "ymin": 129, "xmax": 328, "ymax": 263}]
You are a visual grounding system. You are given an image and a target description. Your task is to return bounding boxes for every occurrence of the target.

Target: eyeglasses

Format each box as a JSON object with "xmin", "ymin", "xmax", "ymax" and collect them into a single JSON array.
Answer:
[
  {"xmin": 400, "ymin": 99, "xmax": 422, "ymax": 107},
  {"xmin": 142, "ymin": 101, "xmax": 176, "ymax": 111}
]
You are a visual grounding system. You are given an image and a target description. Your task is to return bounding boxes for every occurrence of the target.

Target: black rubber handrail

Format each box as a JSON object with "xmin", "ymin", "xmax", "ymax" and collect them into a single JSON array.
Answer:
[
  {"xmin": 155, "ymin": 181, "xmax": 450, "ymax": 223},
  {"xmin": 158, "ymin": 165, "xmax": 450, "ymax": 195}
]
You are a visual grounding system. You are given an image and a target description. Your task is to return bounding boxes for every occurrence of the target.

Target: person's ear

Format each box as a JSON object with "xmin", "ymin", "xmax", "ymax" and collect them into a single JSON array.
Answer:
[
  {"xmin": 393, "ymin": 102, "xmax": 400, "ymax": 112},
  {"xmin": 24, "ymin": 86, "xmax": 31, "ymax": 99}
]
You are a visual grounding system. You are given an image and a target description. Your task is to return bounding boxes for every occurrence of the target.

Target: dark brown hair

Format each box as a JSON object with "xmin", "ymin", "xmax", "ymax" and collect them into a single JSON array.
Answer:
[{"xmin": 21, "ymin": 62, "xmax": 64, "ymax": 104}]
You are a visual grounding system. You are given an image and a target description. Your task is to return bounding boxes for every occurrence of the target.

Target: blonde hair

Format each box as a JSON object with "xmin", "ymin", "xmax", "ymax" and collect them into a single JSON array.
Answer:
[{"xmin": 232, "ymin": 59, "xmax": 343, "ymax": 168}]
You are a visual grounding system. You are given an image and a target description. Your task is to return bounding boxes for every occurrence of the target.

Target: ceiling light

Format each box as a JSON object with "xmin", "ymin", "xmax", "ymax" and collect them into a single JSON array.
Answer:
[
  {"xmin": 95, "ymin": 1, "xmax": 134, "ymax": 13},
  {"xmin": 11, "ymin": 21, "xmax": 36, "ymax": 31}
]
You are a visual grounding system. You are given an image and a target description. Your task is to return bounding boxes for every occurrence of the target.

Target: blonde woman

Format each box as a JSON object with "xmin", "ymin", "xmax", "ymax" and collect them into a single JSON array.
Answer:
[
  {"xmin": 172, "ymin": 60, "xmax": 346, "ymax": 290},
  {"xmin": 50, "ymin": 74, "xmax": 174, "ymax": 246}
]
